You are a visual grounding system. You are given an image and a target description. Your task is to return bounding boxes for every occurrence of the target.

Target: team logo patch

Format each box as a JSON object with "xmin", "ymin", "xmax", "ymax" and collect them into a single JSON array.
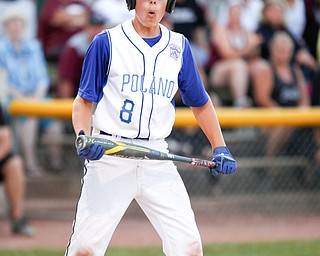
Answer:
[{"xmin": 170, "ymin": 44, "xmax": 181, "ymax": 61}]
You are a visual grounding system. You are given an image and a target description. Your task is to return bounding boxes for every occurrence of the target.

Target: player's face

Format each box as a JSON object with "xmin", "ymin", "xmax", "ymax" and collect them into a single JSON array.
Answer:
[{"xmin": 134, "ymin": 0, "xmax": 167, "ymax": 34}]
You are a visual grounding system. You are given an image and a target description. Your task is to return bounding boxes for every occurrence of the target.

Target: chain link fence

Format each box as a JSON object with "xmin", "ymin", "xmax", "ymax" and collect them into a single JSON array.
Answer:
[
  {"xmin": 33, "ymin": 115, "xmax": 320, "ymax": 220},
  {"xmin": 168, "ymin": 125, "xmax": 320, "ymax": 218}
]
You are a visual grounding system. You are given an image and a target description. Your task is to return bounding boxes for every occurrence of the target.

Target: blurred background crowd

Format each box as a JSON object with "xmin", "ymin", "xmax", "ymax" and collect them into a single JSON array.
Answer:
[
  {"xmin": 0, "ymin": 0, "xmax": 319, "ymax": 175},
  {"xmin": 0, "ymin": 0, "xmax": 320, "ymax": 236}
]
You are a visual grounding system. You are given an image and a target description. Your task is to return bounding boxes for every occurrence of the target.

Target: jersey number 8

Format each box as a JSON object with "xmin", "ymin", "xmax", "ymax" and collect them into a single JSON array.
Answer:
[{"xmin": 120, "ymin": 99, "xmax": 135, "ymax": 124}]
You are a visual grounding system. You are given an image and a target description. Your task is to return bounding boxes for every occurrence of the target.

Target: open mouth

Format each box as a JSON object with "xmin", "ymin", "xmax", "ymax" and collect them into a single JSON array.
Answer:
[{"xmin": 148, "ymin": 11, "xmax": 156, "ymax": 16}]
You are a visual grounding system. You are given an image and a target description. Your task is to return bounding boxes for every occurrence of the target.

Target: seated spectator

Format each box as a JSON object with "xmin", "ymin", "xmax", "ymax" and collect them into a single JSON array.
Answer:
[
  {"xmin": 208, "ymin": 0, "xmax": 263, "ymax": 107},
  {"xmin": 38, "ymin": 0, "xmax": 90, "ymax": 63},
  {"xmin": 57, "ymin": 11, "xmax": 107, "ymax": 99},
  {"xmin": 0, "ymin": 10, "xmax": 61, "ymax": 176},
  {"xmin": 256, "ymin": 31, "xmax": 309, "ymax": 156},
  {"xmin": 248, "ymin": 0, "xmax": 319, "ymax": 108},
  {"xmin": 0, "ymin": 102, "xmax": 34, "ymax": 236},
  {"xmin": 257, "ymin": 0, "xmax": 318, "ymax": 73},
  {"xmin": 38, "ymin": 0, "xmax": 90, "ymax": 96}
]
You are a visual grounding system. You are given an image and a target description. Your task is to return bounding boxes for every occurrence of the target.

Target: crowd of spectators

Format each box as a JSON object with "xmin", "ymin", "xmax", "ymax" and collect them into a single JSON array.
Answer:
[
  {"xmin": 0, "ymin": 0, "xmax": 318, "ymax": 166},
  {"xmin": 0, "ymin": 0, "xmax": 318, "ymax": 171}
]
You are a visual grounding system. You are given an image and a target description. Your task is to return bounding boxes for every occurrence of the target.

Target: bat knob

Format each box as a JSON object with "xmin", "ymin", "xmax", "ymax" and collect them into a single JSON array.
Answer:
[{"xmin": 75, "ymin": 135, "xmax": 85, "ymax": 150}]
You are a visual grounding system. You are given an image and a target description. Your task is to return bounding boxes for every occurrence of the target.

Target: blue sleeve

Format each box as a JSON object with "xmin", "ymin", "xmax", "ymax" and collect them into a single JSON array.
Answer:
[
  {"xmin": 178, "ymin": 37, "xmax": 209, "ymax": 107},
  {"xmin": 78, "ymin": 31, "xmax": 110, "ymax": 102}
]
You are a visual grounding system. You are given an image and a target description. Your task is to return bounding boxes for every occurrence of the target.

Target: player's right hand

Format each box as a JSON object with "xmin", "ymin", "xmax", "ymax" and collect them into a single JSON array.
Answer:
[
  {"xmin": 76, "ymin": 130, "xmax": 105, "ymax": 160},
  {"xmin": 210, "ymin": 146, "xmax": 237, "ymax": 176}
]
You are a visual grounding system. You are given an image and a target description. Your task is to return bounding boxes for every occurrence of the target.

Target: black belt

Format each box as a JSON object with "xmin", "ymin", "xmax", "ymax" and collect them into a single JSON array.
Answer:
[{"xmin": 100, "ymin": 131, "xmax": 149, "ymax": 140}]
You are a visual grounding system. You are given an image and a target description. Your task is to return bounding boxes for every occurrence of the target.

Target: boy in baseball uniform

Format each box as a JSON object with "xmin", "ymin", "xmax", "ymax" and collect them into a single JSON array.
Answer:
[{"xmin": 66, "ymin": 0, "xmax": 237, "ymax": 255}]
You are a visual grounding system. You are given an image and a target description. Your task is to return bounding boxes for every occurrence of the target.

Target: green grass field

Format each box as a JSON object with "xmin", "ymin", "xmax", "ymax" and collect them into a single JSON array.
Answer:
[{"xmin": 1, "ymin": 239, "xmax": 319, "ymax": 256}]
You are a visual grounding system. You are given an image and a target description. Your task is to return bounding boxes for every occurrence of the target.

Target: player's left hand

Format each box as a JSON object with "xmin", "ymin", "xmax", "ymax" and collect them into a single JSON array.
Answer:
[
  {"xmin": 210, "ymin": 146, "xmax": 237, "ymax": 176},
  {"xmin": 76, "ymin": 130, "xmax": 105, "ymax": 160}
]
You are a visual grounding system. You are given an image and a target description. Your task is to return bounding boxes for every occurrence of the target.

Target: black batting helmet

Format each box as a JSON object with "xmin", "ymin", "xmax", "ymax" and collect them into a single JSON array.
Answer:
[{"xmin": 126, "ymin": 0, "xmax": 176, "ymax": 14}]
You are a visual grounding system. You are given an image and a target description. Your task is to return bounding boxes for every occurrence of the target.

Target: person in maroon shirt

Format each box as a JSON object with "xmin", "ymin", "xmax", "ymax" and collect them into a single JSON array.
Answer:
[
  {"xmin": 38, "ymin": 0, "xmax": 90, "ymax": 62},
  {"xmin": 57, "ymin": 11, "xmax": 107, "ymax": 99},
  {"xmin": 38, "ymin": 0, "xmax": 90, "ymax": 96}
]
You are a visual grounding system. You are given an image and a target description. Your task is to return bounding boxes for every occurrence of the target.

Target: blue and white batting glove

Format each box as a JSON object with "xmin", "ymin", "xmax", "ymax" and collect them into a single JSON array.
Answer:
[
  {"xmin": 76, "ymin": 130, "xmax": 105, "ymax": 160},
  {"xmin": 210, "ymin": 146, "xmax": 237, "ymax": 176}
]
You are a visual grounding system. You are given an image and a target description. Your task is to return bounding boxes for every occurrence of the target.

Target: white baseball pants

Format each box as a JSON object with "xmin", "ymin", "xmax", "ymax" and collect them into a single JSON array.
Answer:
[{"xmin": 65, "ymin": 138, "xmax": 203, "ymax": 256}]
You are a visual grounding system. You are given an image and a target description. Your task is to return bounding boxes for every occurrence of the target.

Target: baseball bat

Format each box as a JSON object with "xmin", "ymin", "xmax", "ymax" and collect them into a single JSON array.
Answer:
[{"xmin": 75, "ymin": 135, "xmax": 216, "ymax": 168}]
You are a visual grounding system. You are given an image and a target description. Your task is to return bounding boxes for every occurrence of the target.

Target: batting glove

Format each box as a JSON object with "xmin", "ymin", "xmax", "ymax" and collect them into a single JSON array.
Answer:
[
  {"xmin": 210, "ymin": 146, "xmax": 237, "ymax": 176},
  {"xmin": 76, "ymin": 130, "xmax": 105, "ymax": 160}
]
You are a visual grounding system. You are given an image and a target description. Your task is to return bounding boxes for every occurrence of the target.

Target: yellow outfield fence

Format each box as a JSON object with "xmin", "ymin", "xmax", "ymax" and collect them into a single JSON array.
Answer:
[
  {"xmin": 8, "ymin": 99, "xmax": 320, "ymax": 127},
  {"xmin": 9, "ymin": 99, "xmax": 74, "ymax": 119}
]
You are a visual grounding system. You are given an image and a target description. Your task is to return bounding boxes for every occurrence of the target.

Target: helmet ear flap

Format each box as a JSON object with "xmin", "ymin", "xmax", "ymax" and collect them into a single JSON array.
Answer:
[
  {"xmin": 126, "ymin": 0, "xmax": 136, "ymax": 10},
  {"xmin": 166, "ymin": 0, "xmax": 176, "ymax": 13}
]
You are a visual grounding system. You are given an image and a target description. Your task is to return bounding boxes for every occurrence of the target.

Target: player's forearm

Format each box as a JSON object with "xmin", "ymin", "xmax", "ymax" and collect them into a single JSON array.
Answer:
[
  {"xmin": 190, "ymin": 99, "xmax": 226, "ymax": 151},
  {"xmin": 72, "ymin": 96, "xmax": 93, "ymax": 136}
]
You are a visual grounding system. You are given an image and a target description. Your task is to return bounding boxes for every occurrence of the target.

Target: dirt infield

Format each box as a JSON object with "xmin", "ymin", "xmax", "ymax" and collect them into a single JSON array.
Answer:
[
  {"xmin": 1, "ymin": 214, "xmax": 320, "ymax": 250},
  {"xmin": 1, "ymin": 184, "xmax": 320, "ymax": 250}
]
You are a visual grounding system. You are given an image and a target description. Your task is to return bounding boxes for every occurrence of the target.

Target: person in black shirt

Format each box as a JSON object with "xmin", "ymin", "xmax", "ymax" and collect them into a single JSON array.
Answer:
[
  {"xmin": 256, "ymin": 0, "xmax": 318, "ymax": 71},
  {"xmin": 255, "ymin": 31, "xmax": 309, "ymax": 156}
]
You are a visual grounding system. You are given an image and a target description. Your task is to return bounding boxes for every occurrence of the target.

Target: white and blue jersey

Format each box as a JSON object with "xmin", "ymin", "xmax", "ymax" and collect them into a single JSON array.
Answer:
[{"xmin": 78, "ymin": 19, "xmax": 208, "ymax": 140}]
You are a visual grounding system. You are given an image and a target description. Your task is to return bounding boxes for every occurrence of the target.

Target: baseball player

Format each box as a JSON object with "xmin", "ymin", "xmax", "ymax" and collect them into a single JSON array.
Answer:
[{"xmin": 66, "ymin": 0, "xmax": 237, "ymax": 255}]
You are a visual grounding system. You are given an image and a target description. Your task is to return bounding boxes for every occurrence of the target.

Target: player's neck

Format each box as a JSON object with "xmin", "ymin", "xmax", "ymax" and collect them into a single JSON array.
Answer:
[{"xmin": 132, "ymin": 19, "xmax": 161, "ymax": 38}]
